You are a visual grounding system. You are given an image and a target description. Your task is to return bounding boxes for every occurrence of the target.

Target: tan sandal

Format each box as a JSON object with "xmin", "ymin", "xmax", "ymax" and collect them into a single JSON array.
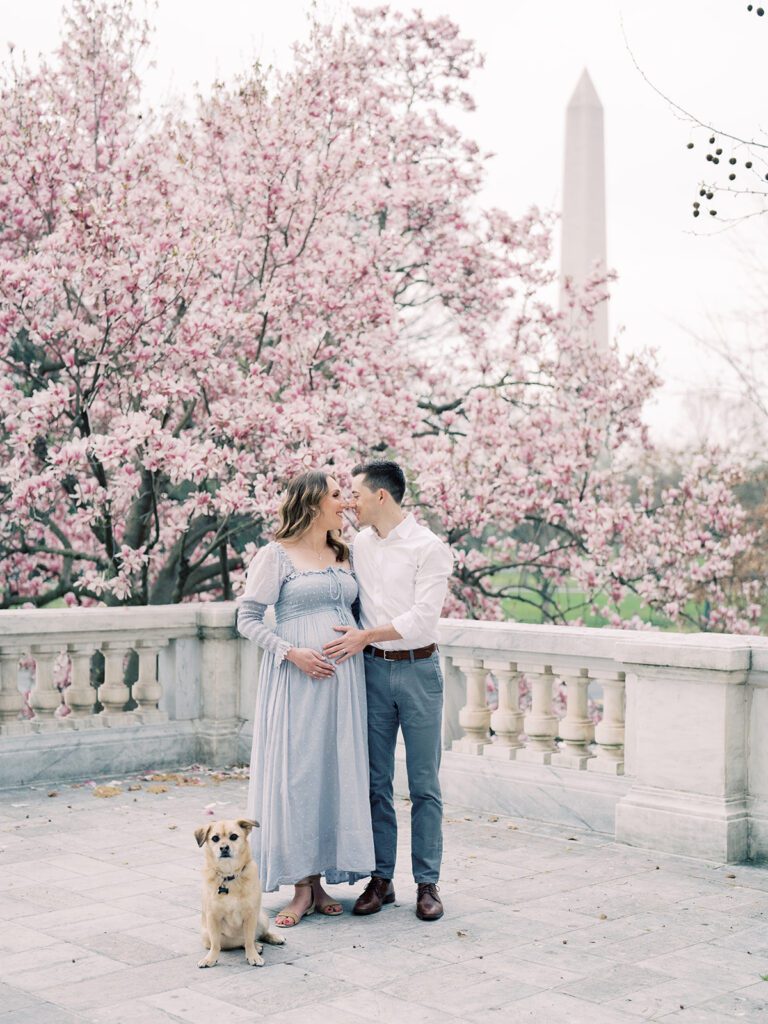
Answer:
[
  {"xmin": 274, "ymin": 880, "xmax": 315, "ymax": 928},
  {"xmin": 308, "ymin": 873, "xmax": 343, "ymax": 916}
]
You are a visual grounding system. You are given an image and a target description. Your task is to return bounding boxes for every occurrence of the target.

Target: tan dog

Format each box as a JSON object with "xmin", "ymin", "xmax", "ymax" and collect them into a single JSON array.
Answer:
[{"xmin": 194, "ymin": 817, "xmax": 285, "ymax": 968}]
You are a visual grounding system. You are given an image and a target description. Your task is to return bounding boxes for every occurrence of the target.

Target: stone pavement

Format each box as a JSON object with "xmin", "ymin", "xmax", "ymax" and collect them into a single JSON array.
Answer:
[{"xmin": 0, "ymin": 771, "xmax": 767, "ymax": 1024}]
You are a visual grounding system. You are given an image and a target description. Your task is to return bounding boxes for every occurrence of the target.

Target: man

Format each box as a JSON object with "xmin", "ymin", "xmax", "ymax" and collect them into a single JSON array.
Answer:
[{"xmin": 323, "ymin": 460, "xmax": 453, "ymax": 921}]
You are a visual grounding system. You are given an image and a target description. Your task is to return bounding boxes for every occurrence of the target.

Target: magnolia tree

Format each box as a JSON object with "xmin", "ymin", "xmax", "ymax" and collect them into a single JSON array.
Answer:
[{"xmin": 0, "ymin": 1, "xmax": 761, "ymax": 631}]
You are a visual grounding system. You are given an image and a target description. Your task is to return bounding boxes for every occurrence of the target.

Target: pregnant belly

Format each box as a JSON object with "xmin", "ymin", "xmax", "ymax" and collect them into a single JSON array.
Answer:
[{"xmin": 276, "ymin": 607, "xmax": 355, "ymax": 647}]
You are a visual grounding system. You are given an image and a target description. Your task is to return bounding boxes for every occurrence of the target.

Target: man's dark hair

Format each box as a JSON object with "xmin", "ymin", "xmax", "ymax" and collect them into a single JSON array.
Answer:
[{"xmin": 352, "ymin": 460, "xmax": 406, "ymax": 505}]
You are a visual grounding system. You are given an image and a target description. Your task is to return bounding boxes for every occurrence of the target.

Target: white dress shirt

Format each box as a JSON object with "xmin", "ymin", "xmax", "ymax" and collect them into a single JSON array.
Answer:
[{"xmin": 353, "ymin": 513, "xmax": 454, "ymax": 651}]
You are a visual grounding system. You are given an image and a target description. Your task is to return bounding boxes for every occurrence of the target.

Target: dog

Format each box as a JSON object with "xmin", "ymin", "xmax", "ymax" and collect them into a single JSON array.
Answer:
[{"xmin": 194, "ymin": 817, "xmax": 285, "ymax": 968}]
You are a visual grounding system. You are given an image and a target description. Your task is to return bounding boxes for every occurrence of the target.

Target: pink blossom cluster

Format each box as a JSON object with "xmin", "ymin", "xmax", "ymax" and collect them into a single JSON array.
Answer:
[{"xmin": 0, "ymin": 1, "xmax": 760, "ymax": 631}]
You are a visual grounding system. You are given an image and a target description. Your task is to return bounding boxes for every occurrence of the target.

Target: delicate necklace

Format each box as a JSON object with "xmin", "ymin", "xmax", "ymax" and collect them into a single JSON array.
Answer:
[{"xmin": 297, "ymin": 539, "xmax": 327, "ymax": 559}]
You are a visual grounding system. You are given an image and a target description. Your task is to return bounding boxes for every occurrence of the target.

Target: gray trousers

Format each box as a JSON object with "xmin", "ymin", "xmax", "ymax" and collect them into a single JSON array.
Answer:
[{"xmin": 364, "ymin": 649, "xmax": 443, "ymax": 883}]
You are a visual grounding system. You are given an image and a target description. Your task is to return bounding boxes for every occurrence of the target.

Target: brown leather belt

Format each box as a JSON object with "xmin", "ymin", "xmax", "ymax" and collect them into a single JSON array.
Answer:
[{"xmin": 364, "ymin": 643, "xmax": 437, "ymax": 662}]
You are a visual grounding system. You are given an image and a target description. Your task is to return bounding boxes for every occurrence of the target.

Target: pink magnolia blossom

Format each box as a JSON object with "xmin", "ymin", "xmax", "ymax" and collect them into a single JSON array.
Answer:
[{"xmin": 0, "ymin": 1, "xmax": 760, "ymax": 632}]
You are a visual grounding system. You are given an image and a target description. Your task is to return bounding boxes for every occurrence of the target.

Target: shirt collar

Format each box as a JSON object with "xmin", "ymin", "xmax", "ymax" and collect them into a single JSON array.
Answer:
[{"xmin": 375, "ymin": 512, "xmax": 416, "ymax": 542}]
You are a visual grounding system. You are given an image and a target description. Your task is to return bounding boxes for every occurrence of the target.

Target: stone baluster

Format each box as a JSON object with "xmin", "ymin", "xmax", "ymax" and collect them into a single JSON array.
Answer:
[
  {"xmin": 451, "ymin": 657, "xmax": 491, "ymax": 755},
  {"xmin": 133, "ymin": 642, "xmax": 168, "ymax": 722},
  {"xmin": 551, "ymin": 667, "xmax": 595, "ymax": 769},
  {"xmin": 29, "ymin": 646, "xmax": 65, "ymax": 726},
  {"xmin": 0, "ymin": 651, "xmax": 24, "ymax": 725},
  {"xmin": 484, "ymin": 660, "xmax": 524, "ymax": 760},
  {"xmin": 516, "ymin": 662, "xmax": 559, "ymax": 764},
  {"xmin": 64, "ymin": 646, "xmax": 97, "ymax": 719},
  {"xmin": 587, "ymin": 669, "xmax": 626, "ymax": 774},
  {"xmin": 98, "ymin": 642, "xmax": 133, "ymax": 719}
]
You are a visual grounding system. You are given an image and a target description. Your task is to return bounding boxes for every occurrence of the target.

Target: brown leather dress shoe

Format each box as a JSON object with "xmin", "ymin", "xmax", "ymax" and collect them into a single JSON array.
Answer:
[
  {"xmin": 352, "ymin": 877, "xmax": 395, "ymax": 915},
  {"xmin": 416, "ymin": 883, "xmax": 443, "ymax": 921}
]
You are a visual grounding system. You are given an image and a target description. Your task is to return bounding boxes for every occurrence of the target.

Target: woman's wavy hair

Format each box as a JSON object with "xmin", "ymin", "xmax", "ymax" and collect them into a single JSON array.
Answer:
[{"xmin": 274, "ymin": 470, "xmax": 348, "ymax": 563}]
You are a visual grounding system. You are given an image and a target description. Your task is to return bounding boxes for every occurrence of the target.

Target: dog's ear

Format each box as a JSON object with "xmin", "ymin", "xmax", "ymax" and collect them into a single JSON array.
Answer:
[
  {"xmin": 194, "ymin": 825, "xmax": 212, "ymax": 848},
  {"xmin": 237, "ymin": 818, "xmax": 259, "ymax": 833}
]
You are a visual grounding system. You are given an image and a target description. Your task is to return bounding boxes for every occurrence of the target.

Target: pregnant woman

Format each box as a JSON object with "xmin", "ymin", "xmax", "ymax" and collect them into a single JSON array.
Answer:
[{"xmin": 237, "ymin": 469, "xmax": 374, "ymax": 926}]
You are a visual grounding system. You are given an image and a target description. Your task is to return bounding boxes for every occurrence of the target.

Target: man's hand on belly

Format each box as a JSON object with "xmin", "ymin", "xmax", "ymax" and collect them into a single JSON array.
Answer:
[{"xmin": 323, "ymin": 626, "xmax": 370, "ymax": 663}]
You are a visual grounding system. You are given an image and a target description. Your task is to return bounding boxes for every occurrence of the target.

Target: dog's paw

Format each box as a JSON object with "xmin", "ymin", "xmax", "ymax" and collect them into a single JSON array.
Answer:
[
  {"xmin": 198, "ymin": 956, "xmax": 218, "ymax": 968},
  {"xmin": 264, "ymin": 930, "xmax": 286, "ymax": 945},
  {"xmin": 246, "ymin": 952, "xmax": 265, "ymax": 967}
]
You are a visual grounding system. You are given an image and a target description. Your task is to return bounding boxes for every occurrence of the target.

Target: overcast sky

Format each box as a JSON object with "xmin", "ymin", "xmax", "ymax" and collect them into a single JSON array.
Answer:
[{"xmin": 4, "ymin": 0, "xmax": 766, "ymax": 445}]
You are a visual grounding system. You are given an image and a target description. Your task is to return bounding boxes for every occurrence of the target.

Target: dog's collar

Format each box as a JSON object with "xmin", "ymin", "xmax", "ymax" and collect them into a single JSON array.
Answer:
[{"xmin": 216, "ymin": 866, "xmax": 244, "ymax": 895}]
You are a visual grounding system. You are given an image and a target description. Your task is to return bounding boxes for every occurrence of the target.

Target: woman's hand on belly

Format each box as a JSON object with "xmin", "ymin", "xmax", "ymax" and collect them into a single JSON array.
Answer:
[{"xmin": 285, "ymin": 647, "xmax": 336, "ymax": 679}]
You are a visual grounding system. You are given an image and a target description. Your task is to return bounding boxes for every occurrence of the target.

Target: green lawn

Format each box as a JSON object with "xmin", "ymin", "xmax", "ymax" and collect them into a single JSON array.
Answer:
[{"xmin": 497, "ymin": 574, "xmax": 685, "ymax": 630}]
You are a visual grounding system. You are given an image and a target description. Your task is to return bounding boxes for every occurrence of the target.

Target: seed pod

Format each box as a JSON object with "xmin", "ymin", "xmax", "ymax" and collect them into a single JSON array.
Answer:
[
  {"xmin": 746, "ymin": 161, "xmax": 753, "ymax": 168},
  {"xmin": 729, "ymin": 157, "xmax": 737, "ymax": 165},
  {"xmin": 715, "ymin": 148, "xmax": 723, "ymax": 155},
  {"xmin": 710, "ymin": 210, "xmax": 717, "ymax": 216},
  {"xmin": 687, "ymin": 142, "xmax": 694, "ymax": 149},
  {"xmin": 693, "ymin": 210, "xmax": 700, "ymax": 217}
]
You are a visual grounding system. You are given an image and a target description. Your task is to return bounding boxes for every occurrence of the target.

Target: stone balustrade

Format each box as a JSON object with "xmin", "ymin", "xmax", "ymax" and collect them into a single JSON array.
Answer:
[
  {"xmin": 0, "ymin": 603, "xmax": 262, "ymax": 784},
  {"xmin": 443, "ymin": 630, "xmax": 625, "ymax": 772},
  {"xmin": 0, "ymin": 605, "xmax": 767, "ymax": 864},
  {"xmin": 435, "ymin": 620, "xmax": 768, "ymax": 864},
  {"xmin": 0, "ymin": 605, "xmax": 196, "ymax": 731}
]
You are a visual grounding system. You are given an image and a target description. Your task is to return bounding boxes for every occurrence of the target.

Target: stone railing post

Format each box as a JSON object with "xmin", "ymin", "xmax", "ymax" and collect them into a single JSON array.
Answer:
[
  {"xmin": 551, "ymin": 668, "xmax": 594, "ymax": 769},
  {"xmin": 98, "ymin": 643, "xmax": 133, "ymax": 719},
  {"xmin": 517, "ymin": 663, "xmax": 558, "ymax": 764},
  {"xmin": 197, "ymin": 605, "xmax": 242, "ymax": 765},
  {"xmin": 588, "ymin": 669, "xmax": 625, "ymax": 774},
  {"xmin": 133, "ymin": 642, "xmax": 168, "ymax": 723},
  {"xmin": 615, "ymin": 637, "xmax": 749, "ymax": 862},
  {"xmin": 0, "ymin": 651, "xmax": 24, "ymax": 725},
  {"xmin": 29, "ymin": 646, "xmax": 64, "ymax": 723},
  {"xmin": 484, "ymin": 660, "xmax": 523, "ymax": 760},
  {"xmin": 64, "ymin": 645, "xmax": 97, "ymax": 719},
  {"xmin": 451, "ymin": 657, "xmax": 491, "ymax": 755}
]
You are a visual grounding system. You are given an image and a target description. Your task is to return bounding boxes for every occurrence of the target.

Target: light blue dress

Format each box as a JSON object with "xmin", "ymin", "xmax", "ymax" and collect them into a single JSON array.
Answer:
[{"xmin": 237, "ymin": 541, "xmax": 374, "ymax": 892}]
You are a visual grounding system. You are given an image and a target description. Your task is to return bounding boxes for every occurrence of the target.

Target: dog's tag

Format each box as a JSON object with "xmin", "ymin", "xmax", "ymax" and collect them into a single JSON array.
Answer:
[{"xmin": 217, "ymin": 873, "xmax": 236, "ymax": 895}]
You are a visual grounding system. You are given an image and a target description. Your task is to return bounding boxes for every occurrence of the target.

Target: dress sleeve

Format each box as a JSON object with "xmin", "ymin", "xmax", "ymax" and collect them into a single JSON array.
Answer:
[{"xmin": 237, "ymin": 543, "xmax": 293, "ymax": 664}]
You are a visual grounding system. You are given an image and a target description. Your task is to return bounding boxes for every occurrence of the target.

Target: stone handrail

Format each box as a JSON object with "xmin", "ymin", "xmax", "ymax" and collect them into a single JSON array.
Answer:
[
  {"xmin": 0, "ymin": 605, "xmax": 197, "ymax": 726},
  {"xmin": 439, "ymin": 619, "xmax": 629, "ymax": 771},
  {"xmin": 437, "ymin": 620, "xmax": 768, "ymax": 864},
  {"xmin": 0, "ymin": 605, "xmax": 766, "ymax": 863},
  {"xmin": 0, "ymin": 603, "xmax": 259, "ymax": 784}
]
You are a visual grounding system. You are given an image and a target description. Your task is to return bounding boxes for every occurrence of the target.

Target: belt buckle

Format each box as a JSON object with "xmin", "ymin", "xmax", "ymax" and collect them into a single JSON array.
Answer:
[{"xmin": 383, "ymin": 649, "xmax": 397, "ymax": 661}]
